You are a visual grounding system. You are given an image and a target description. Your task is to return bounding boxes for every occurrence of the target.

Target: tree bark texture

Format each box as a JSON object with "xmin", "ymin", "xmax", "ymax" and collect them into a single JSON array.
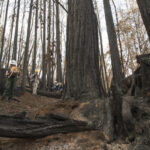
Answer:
[
  {"xmin": 64, "ymin": 0, "xmax": 104, "ymax": 100},
  {"xmin": 7, "ymin": 0, "xmax": 17, "ymax": 67},
  {"xmin": 56, "ymin": 0, "xmax": 62, "ymax": 83},
  {"xmin": 12, "ymin": 0, "xmax": 21, "ymax": 60},
  {"xmin": 103, "ymin": 0, "xmax": 124, "ymax": 136},
  {"xmin": 0, "ymin": 113, "xmax": 95, "ymax": 139},
  {"xmin": 32, "ymin": 0, "xmax": 39, "ymax": 74},
  {"xmin": 21, "ymin": 0, "xmax": 33, "ymax": 91},
  {"xmin": 42, "ymin": 0, "xmax": 47, "ymax": 89},
  {"xmin": 0, "ymin": 0, "xmax": 9, "ymax": 66},
  {"xmin": 136, "ymin": 0, "xmax": 150, "ymax": 40}
]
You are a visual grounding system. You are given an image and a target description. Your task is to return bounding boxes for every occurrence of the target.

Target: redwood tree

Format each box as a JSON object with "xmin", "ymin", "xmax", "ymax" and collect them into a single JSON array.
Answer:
[
  {"xmin": 0, "ymin": 0, "xmax": 10, "ymax": 66},
  {"xmin": 64, "ymin": 0, "xmax": 104, "ymax": 99},
  {"xmin": 42, "ymin": 0, "xmax": 47, "ymax": 89},
  {"xmin": 21, "ymin": 0, "xmax": 33, "ymax": 91},
  {"xmin": 12, "ymin": 0, "xmax": 21, "ymax": 60},
  {"xmin": 103, "ymin": 0, "xmax": 124, "ymax": 136},
  {"xmin": 32, "ymin": 0, "xmax": 39, "ymax": 74},
  {"xmin": 56, "ymin": 0, "xmax": 62, "ymax": 82}
]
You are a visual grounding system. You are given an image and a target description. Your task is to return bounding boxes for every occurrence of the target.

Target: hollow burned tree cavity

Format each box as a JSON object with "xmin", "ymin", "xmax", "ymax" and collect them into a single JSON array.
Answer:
[{"xmin": 64, "ymin": 0, "xmax": 104, "ymax": 100}]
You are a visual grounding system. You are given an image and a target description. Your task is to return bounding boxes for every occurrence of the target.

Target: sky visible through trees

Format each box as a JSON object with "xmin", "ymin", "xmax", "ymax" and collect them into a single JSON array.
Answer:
[{"xmin": 0, "ymin": 0, "xmax": 149, "ymax": 79}]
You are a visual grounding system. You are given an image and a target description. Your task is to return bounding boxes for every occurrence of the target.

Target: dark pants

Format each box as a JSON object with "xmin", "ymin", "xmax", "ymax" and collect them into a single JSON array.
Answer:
[{"xmin": 2, "ymin": 78, "xmax": 16, "ymax": 100}]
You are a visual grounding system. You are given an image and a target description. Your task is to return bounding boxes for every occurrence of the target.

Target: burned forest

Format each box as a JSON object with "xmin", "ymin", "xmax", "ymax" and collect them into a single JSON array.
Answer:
[{"xmin": 0, "ymin": 0, "xmax": 150, "ymax": 150}]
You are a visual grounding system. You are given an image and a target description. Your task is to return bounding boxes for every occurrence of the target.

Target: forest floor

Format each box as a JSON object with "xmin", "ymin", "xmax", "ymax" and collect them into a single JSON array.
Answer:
[{"xmin": 0, "ymin": 92, "xmax": 132, "ymax": 150}]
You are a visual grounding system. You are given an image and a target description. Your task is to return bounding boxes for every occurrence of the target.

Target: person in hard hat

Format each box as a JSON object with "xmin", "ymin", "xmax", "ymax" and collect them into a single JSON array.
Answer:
[
  {"xmin": 52, "ymin": 81, "xmax": 58, "ymax": 91},
  {"xmin": 1, "ymin": 60, "xmax": 19, "ymax": 100},
  {"xmin": 57, "ymin": 82, "xmax": 63, "ymax": 92},
  {"xmin": 31, "ymin": 69, "xmax": 39, "ymax": 95}
]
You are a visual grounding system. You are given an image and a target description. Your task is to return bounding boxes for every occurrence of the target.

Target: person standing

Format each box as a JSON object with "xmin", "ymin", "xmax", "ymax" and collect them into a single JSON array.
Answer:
[{"xmin": 1, "ymin": 60, "xmax": 19, "ymax": 100}]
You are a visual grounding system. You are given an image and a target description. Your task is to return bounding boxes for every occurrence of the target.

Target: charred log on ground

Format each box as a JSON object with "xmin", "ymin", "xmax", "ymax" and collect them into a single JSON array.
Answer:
[{"xmin": 0, "ymin": 113, "xmax": 95, "ymax": 139}]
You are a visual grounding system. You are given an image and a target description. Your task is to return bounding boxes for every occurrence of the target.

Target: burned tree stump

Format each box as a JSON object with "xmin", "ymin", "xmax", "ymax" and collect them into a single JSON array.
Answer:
[{"xmin": 0, "ymin": 113, "xmax": 95, "ymax": 139}]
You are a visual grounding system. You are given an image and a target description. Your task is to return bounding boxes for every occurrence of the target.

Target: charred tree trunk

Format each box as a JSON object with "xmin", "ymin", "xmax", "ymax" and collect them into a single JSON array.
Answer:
[
  {"xmin": 32, "ymin": 0, "xmax": 39, "ymax": 74},
  {"xmin": 0, "ymin": 114, "xmax": 94, "ymax": 139},
  {"xmin": 7, "ymin": 0, "xmax": 17, "ymax": 67},
  {"xmin": 111, "ymin": 0, "xmax": 125, "ymax": 75},
  {"xmin": 42, "ymin": 0, "xmax": 47, "ymax": 89},
  {"xmin": 47, "ymin": 0, "xmax": 52, "ymax": 89},
  {"xmin": 21, "ymin": 0, "xmax": 33, "ymax": 91},
  {"xmin": 56, "ymin": 0, "xmax": 62, "ymax": 82},
  {"xmin": 12, "ymin": 0, "xmax": 21, "ymax": 60},
  {"xmin": 103, "ymin": 0, "xmax": 124, "ymax": 136},
  {"xmin": 64, "ymin": 0, "xmax": 104, "ymax": 99},
  {"xmin": 18, "ymin": 0, "xmax": 26, "ymax": 66},
  {"xmin": 0, "ymin": 0, "xmax": 9, "ymax": 67},
  {"xmin": 136, "ymin": 0, "xmax": 150, "ymax": 40}
]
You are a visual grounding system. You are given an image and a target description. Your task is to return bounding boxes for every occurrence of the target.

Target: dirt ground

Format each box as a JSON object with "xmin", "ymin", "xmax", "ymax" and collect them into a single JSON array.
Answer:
[{"xmin": 0, "ymin": 92, "xmax": 131, "ymax": 150}]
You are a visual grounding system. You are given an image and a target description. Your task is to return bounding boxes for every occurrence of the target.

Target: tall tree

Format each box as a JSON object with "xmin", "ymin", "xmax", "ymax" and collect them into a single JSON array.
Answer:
[
  {"xmin": 21, "ymin": 0, "xmax": 34, "ymax": 91},
  {"xmin": 64, "ymin": 0, "xmax": 104, "ymax": 99},
  {"xmin": 0, "ymin": 0, "xmax": 10, "ymax": 67},
  {"xmin": 42, "ymin": 0, "xmax": 47, "ymax": 89},
  {"xmin": 111, "ymin": 0, "xmax": 125, "ymax": 74},
  {"xmin": 47, "ymin": 0, "xmax": 52, "ymax": 89},
  {"xmin": 18, "ymin": 0, "xmax": 26, "ymax": 66},
  {"xmin": 103, "ymin": 0, "xmax": 124, "ymax": 135},
  {"xmin": 32, "ymin": 0, "xmax": 39, "ymax": 74},
  {"xmin": 136, "ymin": 0, "xmax": 150, "ymax": 40},
  {"xmin": 56, "ymin": 0, "xmax": 62, "ymax": 82},
  {"xmin": 12, "ymin": 0, "xmax": 21, "ymax": 60},
  {"xmin": 7, "ymin": 0, "xmax": 17, "ymax": 67}
]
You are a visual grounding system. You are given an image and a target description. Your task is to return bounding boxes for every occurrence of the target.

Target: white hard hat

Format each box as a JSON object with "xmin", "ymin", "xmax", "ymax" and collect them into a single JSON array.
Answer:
[{"xmin": 10, "ymin": 60, "xmax": 17, "ymax": 66}]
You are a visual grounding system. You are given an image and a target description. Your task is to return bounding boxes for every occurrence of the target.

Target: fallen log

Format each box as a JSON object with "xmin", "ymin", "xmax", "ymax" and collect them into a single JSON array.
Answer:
[
  {"xmin": 26, "ymin": 88, "xmax": 62, "ymax": 99},
  {"xmin": 0, "ymin": 113, "xmax": 95, "ymax": 139}
]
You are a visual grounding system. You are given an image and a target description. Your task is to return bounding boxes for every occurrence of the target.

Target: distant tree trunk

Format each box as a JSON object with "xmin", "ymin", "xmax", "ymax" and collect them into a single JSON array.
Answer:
[
  {"xmin": 0, "ymin": 0, "xmax": 9, "ymax": 67},
  {"xmin": 94, "ymin": 0, "xmax": 109, "ymax": 96},
  {"xmin": 47, "ymin": 0, "xmax": 52, "ymax": 89},
  {"xmin": 103, "ymin": 0, "xmax": 124, "ymax": 136},
  {"xmin": 64, "ymin": 0, "xmax": 104, "ymax": 99},
  {"xmin": 21, "ymin": 0, "xmax": 33, "ymax": 91},
  {"xmin": 42, "ymin": 0, "xmax": 47, "ymax": 89},
  {"xmin": 18, "ymin": 0, "xmax": 26, "ymax": 66},
  {"xmin": 7, "ymin": 0, "xmax": 17, "ymax": 67},
  {"xmin": 136, "ymin": 0, "xmax": 150, "ymax": 40},
  {"xmin": 111, "ymin": 0, "xmax": 125, "ymax": 75},
  {"xmin": 32, "ymin": 0, "xmax": 39, "ymax": 74},
  {"xmin": 0, "ymin": 0, "xmax": 4, "ymax": 20},
  {"xmin": 56, "ymin": 0, "xmax": 62, "ymax": 83},
  {"xmin": 12, "ymin": 0, "xmax": 21, "ymax": 60}
]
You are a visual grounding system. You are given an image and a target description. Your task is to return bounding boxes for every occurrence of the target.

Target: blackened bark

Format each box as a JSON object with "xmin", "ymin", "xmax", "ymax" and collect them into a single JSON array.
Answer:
[
  {"xmin": 0, "ymin": 0, "xmax": 9, "ymax": 66},
  {"xmin": 103, "ymin": 0, "xmax": 124, "ymax": 136},
  {"xmin": 0, "ymin": 114, "xmax": 94, "ymax": 138},
  {"xmin": 32, "ymin": 0, "xmax": 39, "ymax": 74},
  {"xmin": 7, "ymin": 0, "xmax": 17, "ymax": 67},
  {"xmin": 47, "ymin": 0, "xmax": 52, "ymax": 89},
  {"xmin": 12, "ymin": 0, "xmax": 21, "ymax": 60},
  {"xmin": 136, "ymin": 0, "xmax": 150, "ymax": 40},
  {"xmin": 64, "ymin": 0, "xmax": 104, "ymax": 99},
  {"xmin": 56, "ymin": 0, "xmax": 62, "ymax": 82},
  {"xmin": 42, "ymin": 0, "xmax": 47, "ymax": 89},
  {"xmin": 21, "ymin": 0, "xmax": 33, "ymax": 91}
]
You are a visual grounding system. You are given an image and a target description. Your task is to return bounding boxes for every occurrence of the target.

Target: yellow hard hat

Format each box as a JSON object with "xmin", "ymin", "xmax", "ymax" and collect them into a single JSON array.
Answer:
[{"xmin": 35, "ymin": 69, "xmax": 39, "ymax": 73}]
